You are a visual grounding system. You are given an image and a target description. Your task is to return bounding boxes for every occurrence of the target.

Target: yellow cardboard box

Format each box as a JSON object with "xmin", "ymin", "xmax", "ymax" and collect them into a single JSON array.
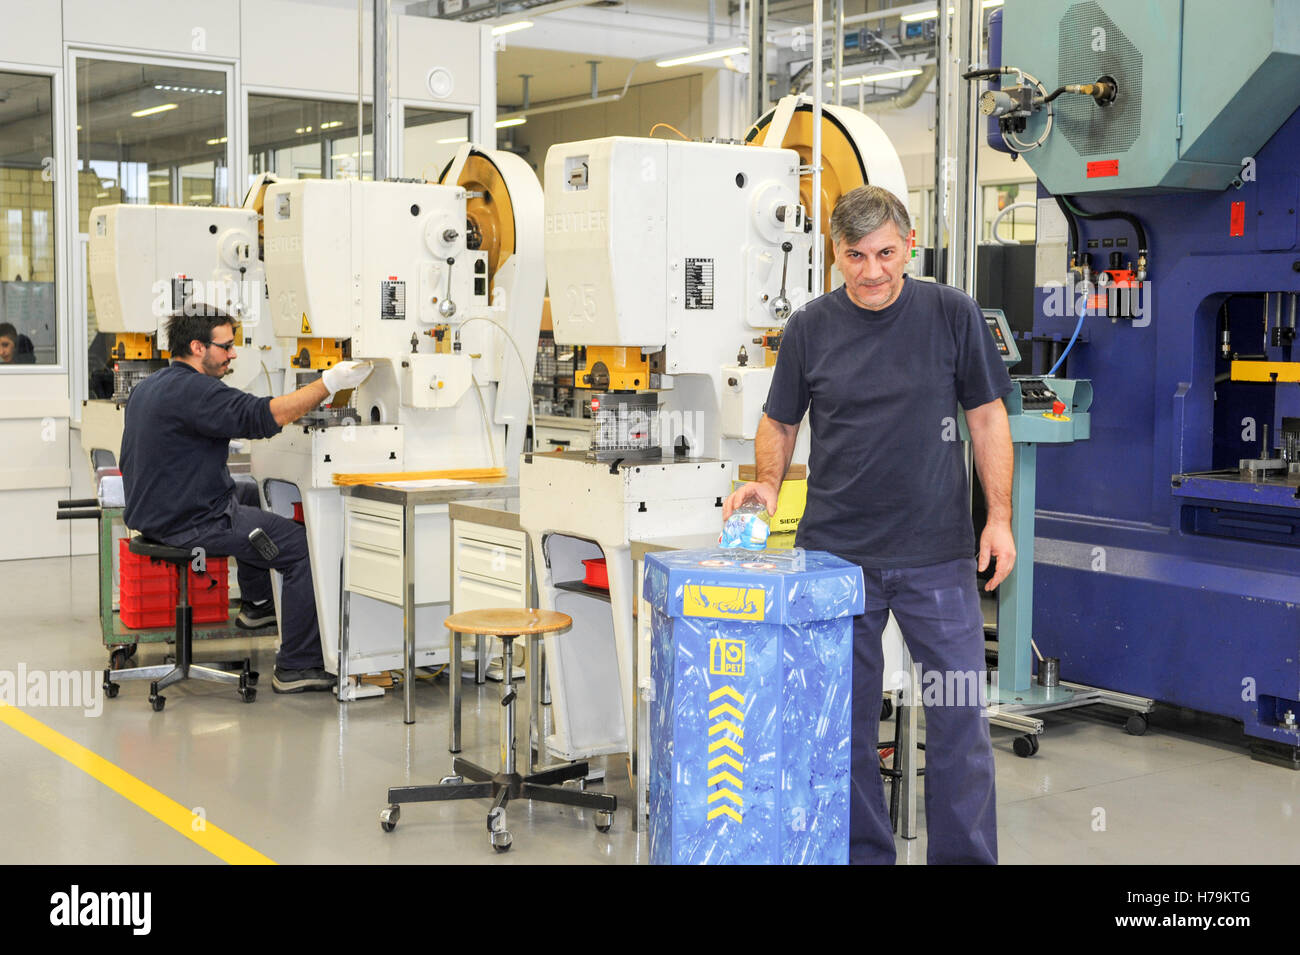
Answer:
[{"xmin": 734, "ymin": 464, "xmax": 807, "ymax": 534}]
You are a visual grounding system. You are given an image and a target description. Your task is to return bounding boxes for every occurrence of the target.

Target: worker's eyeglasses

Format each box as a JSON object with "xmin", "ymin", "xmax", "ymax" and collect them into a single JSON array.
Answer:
[{"xmin": 207, "ymin": 339, "xmax": 236, "ymax": 353}]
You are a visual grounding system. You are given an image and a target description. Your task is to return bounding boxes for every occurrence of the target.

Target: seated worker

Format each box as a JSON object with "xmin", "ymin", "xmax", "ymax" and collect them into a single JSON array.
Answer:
[{"xmin": 119, "ymin": 308, "xmax": 372, "ymax": 694}]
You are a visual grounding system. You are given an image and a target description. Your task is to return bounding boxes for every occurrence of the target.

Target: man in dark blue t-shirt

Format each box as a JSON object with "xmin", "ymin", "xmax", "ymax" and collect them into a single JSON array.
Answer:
[
  {"xmin": 120, "ymin": 308, "xmax": 372, "ymax": 693},
  {"xmin": 727, "ymin": 185, "xmax": 1015, "ymax": 864}
]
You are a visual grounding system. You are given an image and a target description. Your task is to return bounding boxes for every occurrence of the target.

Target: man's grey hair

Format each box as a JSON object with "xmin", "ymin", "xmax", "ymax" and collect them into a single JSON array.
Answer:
[{"xmin": 830, "ymin": 185, "xmax": 911, "ymax": 245}]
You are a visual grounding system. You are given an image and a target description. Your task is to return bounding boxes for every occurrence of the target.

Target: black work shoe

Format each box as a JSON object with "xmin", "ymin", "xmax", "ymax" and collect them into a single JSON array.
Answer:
[
  {"xmin": 236, "ymin": 599, "xmax": 277, "ymax": 629},
  {"xmin": 272, "ymin": 666, "xmax": 337, "ymax": 694}
]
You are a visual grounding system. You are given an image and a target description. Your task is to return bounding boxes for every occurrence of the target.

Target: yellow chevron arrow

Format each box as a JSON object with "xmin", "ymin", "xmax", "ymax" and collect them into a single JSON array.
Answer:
[
  {"xmin": 707, "ymin": 805, "xmax": 743, "ymax": 823},
  {"xmin": 708, "ymin": 737, "xmax": 744, "ymax": 756},
  {"xmin": 707, "ymin": 753, "xmax": 743, "ymax": 772},
  {"xmin": 708, "ymin": 702, "xmax": 744, "ymax": 721},
  {"xmin": 708, "ymin": 720, "xmax": 744, "ymax": 738},
  {"xmin": 707, "ymin": 788, "xmax": 744, "ymax": 807},
  {"xmin": 709, "ymin": 686, "xmax": 745, "ymax": 704},
  {"xmin": 708, "ymin": 771, "xmax": 743, "ymax": 789}
]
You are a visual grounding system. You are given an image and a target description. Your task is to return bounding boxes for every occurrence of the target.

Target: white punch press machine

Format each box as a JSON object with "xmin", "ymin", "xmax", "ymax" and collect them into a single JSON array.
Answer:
[
  {"xmin": 250, "ymin": 145, "xmax": 545, "ymax": 700},
  {"xmin": 83, "ymin": 195, "xmax": 290, "ymax": 461}
]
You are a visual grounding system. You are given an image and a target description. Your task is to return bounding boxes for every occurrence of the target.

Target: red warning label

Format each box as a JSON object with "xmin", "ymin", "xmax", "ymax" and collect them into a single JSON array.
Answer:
[
  {"xmin": 1230, "ymin": 201, "xmax": 1246, "ymax": 237},
  {"xmin": 1086, "ymin": 159, "xmax": 1120, "ymax": 178}
]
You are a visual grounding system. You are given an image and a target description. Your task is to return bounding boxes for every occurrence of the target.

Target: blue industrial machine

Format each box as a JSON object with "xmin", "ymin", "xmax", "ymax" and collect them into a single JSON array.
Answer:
[{"xmin": 976, "ymin": 0, "xmax": 1300, "ymax": 765}]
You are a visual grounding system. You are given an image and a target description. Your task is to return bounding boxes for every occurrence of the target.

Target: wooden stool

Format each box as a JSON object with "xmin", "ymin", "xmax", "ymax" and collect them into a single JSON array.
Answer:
[{"xmin": 381, "ymin": 608, "xmax": 617, "ymax": 852}]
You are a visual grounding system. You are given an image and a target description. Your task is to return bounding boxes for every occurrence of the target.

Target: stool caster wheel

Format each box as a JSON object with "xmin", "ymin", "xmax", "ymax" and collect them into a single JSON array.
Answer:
[
  {"xmin": 380, "ymin": 805, "xmax": 400, "ymax": 833},
  {"xmin": 595, "ymin": 810, "xmax": 613, "ymax": 833},
  {"xmin": 245, "ymin": 670, "xmax": 259, "ymax": 687},
  {"xmin": 1125, "ymin": 714, "xmax": 1148, "ymax": 736},
  {"xmin": 104, "ymin": 682, "xmax": 119, "ymax": 699},
  {"xmin": 1012, "ymin": 734, "xmax": 1038, "ymax": 758},
  {"xmin": 880, "ymin": 698, "xmax": 894, "ymax": 721},
  {"xmin": 440, "ymin": 775, "xmax": 462, "ymax": 785},
  {"xmin": 488, "ymin": 806, "xmax": 511, "ymax": 851},
  {"xmin": 150, "ymin": 695, "xmax": 166, "ymax": 712},
  {"xmin": 239, "ymin": 686, "xmax": 257, "ymax": 703}
]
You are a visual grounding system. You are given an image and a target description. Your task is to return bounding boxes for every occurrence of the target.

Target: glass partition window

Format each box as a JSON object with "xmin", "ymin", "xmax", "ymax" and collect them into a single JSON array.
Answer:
[
  {"xmin": 981, "ymin": 182, "xmax": 1036, "ymax": 244},
  {"xmin": 74, "ymin": 57, "xmax": 229, "ymax": 391},
  {"xmin": 248, "ymin": 95, "xmax": 373, "ymax": 190},
  {"xmin": 403, "ymin": 107, "xmax": 471, "ymax": 180},
  {"xmin": 0, "ymin": 70, "xmax": 57, "ymax": 365},
  {"xmin": 75, "ymin": 58, "xmax": 229, "ymax": 221}
]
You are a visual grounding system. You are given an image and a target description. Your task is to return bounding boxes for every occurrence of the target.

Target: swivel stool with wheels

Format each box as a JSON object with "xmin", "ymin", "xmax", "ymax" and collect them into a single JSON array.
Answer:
[
  {"xmin": 381, "ymin": 608, "xmax": 616, "ymax": 852},
  {"xmin": 102, "ymin": 537, "xmax": 257, "ymax": 711}
]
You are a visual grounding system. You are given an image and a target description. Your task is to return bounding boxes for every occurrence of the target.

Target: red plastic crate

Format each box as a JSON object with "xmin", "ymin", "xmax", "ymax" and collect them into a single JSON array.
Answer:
[
  {"xmin": 120, "ymin": 592, "xmax": 178, "ymax": 629},
  {"xmin": 189, "ymin": 559, "xmax": 230, "ymax": 624},
  {"xmin": 118, "ymin": 539, "xmax": 231, "ymax": 628},
  {"xmin": 582, "ymin": 557, "xmax": 609, "ymax": 590}
]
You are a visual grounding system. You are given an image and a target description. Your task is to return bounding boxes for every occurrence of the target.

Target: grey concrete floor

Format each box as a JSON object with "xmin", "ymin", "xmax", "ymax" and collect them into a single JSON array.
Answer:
[{"xmin": 3, "ymin": 553, "xmax": 1299, "ymax": 865}]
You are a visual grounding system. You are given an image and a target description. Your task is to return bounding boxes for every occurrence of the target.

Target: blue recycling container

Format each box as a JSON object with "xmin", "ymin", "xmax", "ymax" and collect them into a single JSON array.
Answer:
[{"xmin": 642, "ymin": 548, "xmax": 864, "ymax": 865}]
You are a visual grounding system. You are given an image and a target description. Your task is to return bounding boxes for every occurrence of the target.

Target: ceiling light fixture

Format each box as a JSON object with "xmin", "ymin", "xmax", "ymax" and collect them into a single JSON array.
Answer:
[
  {"xmin": 656, "ymin": 45, "xmax": 749, "ymax": 68},
  {"xmin": 491, "ymin": 20, "xmax": 533, "ymax": 35},
  {"xmin": 828, "ymin": 67, "xmax": 924, "ymax": 86},
  {"xmin": 131, "ymin": 103, "xmax": 178, "ymax": 117}
]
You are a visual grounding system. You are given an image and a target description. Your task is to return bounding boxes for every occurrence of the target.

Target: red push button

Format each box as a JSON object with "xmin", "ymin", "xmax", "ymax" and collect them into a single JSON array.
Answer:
[{"xmin": 1052, "ymin": 400, "xmax": 1066, "ymax": 416}]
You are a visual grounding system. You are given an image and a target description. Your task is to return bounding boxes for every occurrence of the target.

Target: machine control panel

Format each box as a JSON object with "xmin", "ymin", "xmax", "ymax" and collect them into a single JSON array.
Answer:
[
  {"xmin": 1014, "ymin": 378, "xmax": 1060, "ymax": 411},
  {"xmin": 982, "ymin": 308, "xmax": 1021, "ymax": 365}
]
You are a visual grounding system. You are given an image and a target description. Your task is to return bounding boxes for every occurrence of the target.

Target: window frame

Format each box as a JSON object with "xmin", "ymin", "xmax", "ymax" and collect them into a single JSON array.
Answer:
[
  {"xmin": 63, "ymin": 45, "xmax": 239, "ymax": 414},
  {"xmin": 0, "ymin": 60, "xmax": 65, "ymax": 378}
]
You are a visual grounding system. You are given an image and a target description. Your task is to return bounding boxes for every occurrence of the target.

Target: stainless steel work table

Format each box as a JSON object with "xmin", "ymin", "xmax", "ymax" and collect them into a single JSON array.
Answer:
[{"xmin": 341, "ymin": 480, "xmax": 518, "ymax": 724}]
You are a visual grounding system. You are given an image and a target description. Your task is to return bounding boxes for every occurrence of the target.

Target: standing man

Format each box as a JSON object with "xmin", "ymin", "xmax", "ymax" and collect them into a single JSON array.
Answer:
[
  {"xmin": 120, "ymin": 308, "xmax": 373, "ymax": 694},
  {"xmin": 726, "ymin": 185, "xmax": 1015, "ymax": 864}
]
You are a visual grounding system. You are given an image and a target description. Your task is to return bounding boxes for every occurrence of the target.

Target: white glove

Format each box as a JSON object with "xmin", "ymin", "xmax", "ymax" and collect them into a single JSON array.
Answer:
[{"xmin": 321, "ymin": 360, "xmax": 373, "ymax": 397}]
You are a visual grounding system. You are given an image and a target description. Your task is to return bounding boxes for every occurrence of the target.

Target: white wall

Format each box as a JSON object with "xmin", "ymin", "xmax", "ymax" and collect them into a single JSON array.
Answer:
[
  {"xmin": 64, "ymin": 0, "xmax": 241, "ymax": 58},
  {"xmin": 0, "ymin": 1, "xmax": 62, "ymax": 67}
]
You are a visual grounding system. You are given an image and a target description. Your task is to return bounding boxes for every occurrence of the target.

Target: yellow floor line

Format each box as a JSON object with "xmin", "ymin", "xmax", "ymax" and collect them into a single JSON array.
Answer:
[{"xmin": 0, "ymin": 703, "xmax": 276, "ymax": 865}]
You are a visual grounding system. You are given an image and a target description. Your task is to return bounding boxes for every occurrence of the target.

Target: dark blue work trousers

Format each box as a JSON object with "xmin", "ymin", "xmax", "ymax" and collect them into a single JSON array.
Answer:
[
  {"xmin": 847, "ymin": 555, "xmax": 997, "ymax": 865},
  {"xmin": 162, "ymin": 482, "xmax": 324, "ymax": 670}
]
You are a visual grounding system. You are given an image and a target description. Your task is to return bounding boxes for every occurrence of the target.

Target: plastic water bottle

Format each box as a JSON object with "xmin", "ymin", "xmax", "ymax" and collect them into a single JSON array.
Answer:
[{"xmin": 719, "ymin": 503, "xmax": 771, "ymax": 550}]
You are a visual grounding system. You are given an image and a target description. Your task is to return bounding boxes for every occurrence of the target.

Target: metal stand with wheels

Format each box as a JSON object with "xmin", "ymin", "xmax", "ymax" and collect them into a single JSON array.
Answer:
[{"xmin": 381, "ymin": 610, "xmax": 615, "ymax": 852}]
